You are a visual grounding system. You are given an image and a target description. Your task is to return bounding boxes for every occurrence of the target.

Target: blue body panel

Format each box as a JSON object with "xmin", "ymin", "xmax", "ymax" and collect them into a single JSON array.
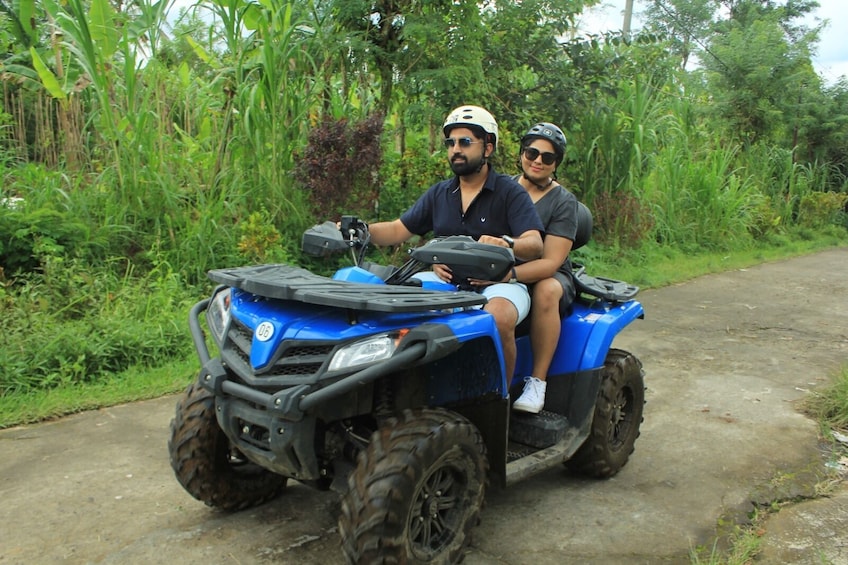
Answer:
[
  {"xmin": 332, "ymin": 266, "xmax": 385, "ymax": 285},
  {"xmin": 230, "ymin": 288, "xmax": 505, "ymax": 378}
]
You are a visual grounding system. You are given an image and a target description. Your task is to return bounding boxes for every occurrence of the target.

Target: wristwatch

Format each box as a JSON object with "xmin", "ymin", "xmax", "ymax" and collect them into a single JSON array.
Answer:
[
  {"xmin": 509, "ymin": 266, "xmax": 518, "ymax": 283},
  {"xmin": 501, "ymin": 235, "xmax": 515, "ymax": 248}
]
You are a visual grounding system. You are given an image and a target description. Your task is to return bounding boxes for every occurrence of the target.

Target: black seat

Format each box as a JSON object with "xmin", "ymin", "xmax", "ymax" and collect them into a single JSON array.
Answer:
[{"xmin": 572, "ymin": 201, "xmax": 592, "ymax": 251}]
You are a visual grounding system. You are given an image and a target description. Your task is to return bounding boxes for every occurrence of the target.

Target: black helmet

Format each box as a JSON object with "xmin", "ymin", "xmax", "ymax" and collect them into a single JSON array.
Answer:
[{"xmin": 521, "ymin": 122, "xmax": 566, "ymax": 165}]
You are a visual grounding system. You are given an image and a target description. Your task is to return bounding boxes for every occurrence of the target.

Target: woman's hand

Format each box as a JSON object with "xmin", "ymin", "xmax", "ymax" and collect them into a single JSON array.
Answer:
[
  {"xmin": 433, "ymin": 263, "xmax": 453, "ymax": 282},
  {"xmin": 468, "ymin": 269, "xmax": 511, "ymax": 288}
]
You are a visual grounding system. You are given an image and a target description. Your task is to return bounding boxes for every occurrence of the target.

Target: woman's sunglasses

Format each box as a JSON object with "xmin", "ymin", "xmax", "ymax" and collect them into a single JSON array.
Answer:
[
  {"xmin": 443, "ymin": 137, "xmax": 483, "ymax": 148},
  {"xmin": 523, "ymin": 147, "xmax": 557, "ymax": 165}
]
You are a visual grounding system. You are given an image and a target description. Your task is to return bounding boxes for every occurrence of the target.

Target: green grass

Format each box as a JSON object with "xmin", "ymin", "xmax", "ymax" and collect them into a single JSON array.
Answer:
[
  {"xmin": 803, "ymin": 366, "xmax": 848, "ymax": 441},
  {"xmin": 689, "ymin": 516, "xmax": 765, "ymax": 565},
  {"xmin": 578, "ymin": 227, "xmax": 848, "ymax": 290},
  {"xmin": 0, "ymin": 356, "xmax": 197, "ymax": 428}
]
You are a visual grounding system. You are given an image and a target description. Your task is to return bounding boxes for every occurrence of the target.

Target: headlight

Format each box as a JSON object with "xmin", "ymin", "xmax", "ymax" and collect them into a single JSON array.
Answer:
[
  {"xmin": 328, "ymin": 332, "xmax": 402, "ymax": 372},
  {"xmin": 206, "ymin": 288, "xmax": 231, "ymax": 342}
]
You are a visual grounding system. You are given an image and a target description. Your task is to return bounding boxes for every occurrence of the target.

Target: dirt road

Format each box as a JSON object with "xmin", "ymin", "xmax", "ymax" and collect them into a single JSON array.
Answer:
[{"xmin": 2, "ymin": 248, "xmax": 847, "ymax": 564}]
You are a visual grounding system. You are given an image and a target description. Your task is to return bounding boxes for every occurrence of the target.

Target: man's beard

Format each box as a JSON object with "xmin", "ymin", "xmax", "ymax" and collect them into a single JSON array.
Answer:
[{"xmin": 450, "ymin": 154, "xmax": 485, "ymax": 176}]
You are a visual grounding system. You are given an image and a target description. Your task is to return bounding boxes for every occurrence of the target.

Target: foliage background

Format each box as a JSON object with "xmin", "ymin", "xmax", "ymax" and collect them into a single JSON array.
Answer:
[{"xmin": 1, "ymin": 0, "xmax": 847, "ymax": 401}]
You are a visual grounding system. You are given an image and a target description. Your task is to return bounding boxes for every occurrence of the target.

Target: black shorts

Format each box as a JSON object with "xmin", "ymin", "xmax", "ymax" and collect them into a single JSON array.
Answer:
[
  {"xmin": 551, "ymin": 271, "xmax": 577, "ymax": 317},
  {"xmin": 515, "ymin": 271, "xmax": 577, "ymax": 337}
]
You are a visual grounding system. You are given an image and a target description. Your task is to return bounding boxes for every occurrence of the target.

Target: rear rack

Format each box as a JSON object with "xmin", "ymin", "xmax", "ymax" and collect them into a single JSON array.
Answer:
[{"xmin": 572, "ymin": 264, "xmax": 639, "ymax": 302}]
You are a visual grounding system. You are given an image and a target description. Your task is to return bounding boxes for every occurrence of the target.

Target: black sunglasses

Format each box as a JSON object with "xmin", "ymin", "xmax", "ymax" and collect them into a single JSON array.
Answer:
[
  {"xmin": 523, "ymin": 147, "xmax": 557, "ymax": 165},
  {"xmin": 443, "ymin": 137, "xmax": 482, "ymax": 148}
]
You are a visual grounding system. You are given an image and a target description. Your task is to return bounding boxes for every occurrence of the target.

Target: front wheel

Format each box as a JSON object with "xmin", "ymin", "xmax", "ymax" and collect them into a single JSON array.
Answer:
[
  {"xmin": 566, "ymin": 348, "xmax": 645, "ymax": 478},
  {"xmin": 168, "ymin": 381, "xmax": 287, "ymax": 511},
  {"xmin": 339, "ymin": 408, "xmax": 488, "ymax": 564}
]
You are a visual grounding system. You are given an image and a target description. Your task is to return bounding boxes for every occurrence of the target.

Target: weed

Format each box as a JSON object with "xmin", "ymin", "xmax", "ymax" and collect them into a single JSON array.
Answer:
[{"xmin": 802, "ymin": 366, "xmax": 848, "ymax": 444}]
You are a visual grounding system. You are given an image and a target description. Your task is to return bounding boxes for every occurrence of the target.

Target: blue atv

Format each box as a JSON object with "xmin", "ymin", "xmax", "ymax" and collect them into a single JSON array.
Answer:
[{"xmin": 169, "ymin": 208, "xmax": 645, "ymax": 564}]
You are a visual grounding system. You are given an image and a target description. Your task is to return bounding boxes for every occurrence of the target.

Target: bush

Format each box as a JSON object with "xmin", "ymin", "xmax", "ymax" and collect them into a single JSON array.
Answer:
[
  {"xmin": 798, "ymin": 191, "xmax": 848, "ymax": 229},
  {"xmin": 379, "ymin": 135, "xmax": 448, "ymax": 222},
  {"xmin": 0, "ymin": 207, "xmax": 91, "ymax": 275},
  {"xmin": 0, "ymin": 259, "xmax": 195, "ymax": 395},
  {"xmin": 294, "ymin": 114, "xmax": 385, "ymax": 220},
  {"xmin": 237, "ymin": 208, "xmax": 295, "ymax": 264},
  {"xmin": 1, "ymin": 315, "xmax": 190, "ymax": 394},
  {"xmin": 591, "ymin": 190, "xmax": 654, "ymax": 248}
]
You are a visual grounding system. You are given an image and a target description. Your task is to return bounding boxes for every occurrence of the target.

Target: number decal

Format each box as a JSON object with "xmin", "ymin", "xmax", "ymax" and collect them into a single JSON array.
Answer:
[{"xmin": 255, "ymin": 321, "xmax": 275, "ymax": 342}]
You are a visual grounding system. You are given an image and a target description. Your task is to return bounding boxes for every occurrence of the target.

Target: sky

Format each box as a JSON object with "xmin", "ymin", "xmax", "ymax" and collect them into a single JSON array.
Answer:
[{"xmin": 578, "ymin": 0, "xmax": 847, "ymax": 85}]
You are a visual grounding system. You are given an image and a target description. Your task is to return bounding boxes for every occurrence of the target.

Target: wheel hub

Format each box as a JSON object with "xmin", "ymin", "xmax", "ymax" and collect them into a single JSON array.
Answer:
[{"xmin": 422, "ymin": 491, "xmax": 442, "ymax": 518}]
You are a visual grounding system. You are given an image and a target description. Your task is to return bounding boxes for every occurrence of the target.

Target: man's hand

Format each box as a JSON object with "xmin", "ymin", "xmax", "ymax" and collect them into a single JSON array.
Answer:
[{"xmin": 478, "ymin": 234, "xmax": 510, "ymax": 247}]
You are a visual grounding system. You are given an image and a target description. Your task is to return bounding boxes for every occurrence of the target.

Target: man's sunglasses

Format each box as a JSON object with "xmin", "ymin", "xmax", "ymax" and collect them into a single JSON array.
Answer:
[
  {"xmin": 443, "ymin": 137, "xmax": 483, "ymax": 148},
  {"xmin": 523, "ymin": 147, "xmax": 557, "ymax": 165}
]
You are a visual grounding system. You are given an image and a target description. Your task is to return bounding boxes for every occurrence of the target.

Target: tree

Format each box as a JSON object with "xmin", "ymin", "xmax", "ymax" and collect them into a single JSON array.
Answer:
[
  {"xmin": 702, "ymin": 0, "xmax": 821, "ymax": 145},
  {"xmin": 330, "ymin": 0, "xmax": 460, "ymax": 115},
  {"xmin": 643, "ymin": 0, "xmax": 716, "ymax": 69},
  {"xmin": 481, "ymin": 0, "xmax": 597, "ymax": 130}
]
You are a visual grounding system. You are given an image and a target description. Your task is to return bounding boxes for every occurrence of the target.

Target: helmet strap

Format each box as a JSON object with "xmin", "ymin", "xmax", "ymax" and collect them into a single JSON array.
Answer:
[
  {"xmin": 523, "ymin": 172, "xmax": 554, "ymax": 191},
  {"xmin": 477, "ymin": 142, "xmax": 494, "ymax": 172}
]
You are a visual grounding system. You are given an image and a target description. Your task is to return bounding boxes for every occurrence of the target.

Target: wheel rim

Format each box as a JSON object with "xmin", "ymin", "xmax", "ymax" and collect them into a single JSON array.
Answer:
[
  {"xmin": 609, "ymin": 384, "xmax": 635, "ymax": 449},
  {"xmin": 408, "ymin": 464, "xmax": 466, "ymax": 558}
]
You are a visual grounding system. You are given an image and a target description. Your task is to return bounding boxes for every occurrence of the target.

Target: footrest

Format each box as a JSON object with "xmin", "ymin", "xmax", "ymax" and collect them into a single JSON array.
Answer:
[{"xmin": 509, "ymin": 410, "xmax": 569, "ymax": 449}]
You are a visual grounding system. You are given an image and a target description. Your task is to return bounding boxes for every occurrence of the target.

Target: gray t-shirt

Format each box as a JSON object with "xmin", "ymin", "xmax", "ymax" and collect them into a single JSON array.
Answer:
[{"xmin": 515, "ymin": 178, "xmax": 579, "ymax": 277}]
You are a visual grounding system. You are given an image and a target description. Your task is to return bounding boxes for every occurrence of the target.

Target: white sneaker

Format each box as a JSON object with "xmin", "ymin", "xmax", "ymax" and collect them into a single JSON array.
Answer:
[{"xmin": 513, "ymin": 377, "xmax": 546, "ymax": 414}]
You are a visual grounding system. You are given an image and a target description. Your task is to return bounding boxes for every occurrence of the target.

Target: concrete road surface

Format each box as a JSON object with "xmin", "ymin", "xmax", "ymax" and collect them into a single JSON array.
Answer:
[{"xmin": 2, "ymin": 248, "xmax": 847, "ymax": 564}]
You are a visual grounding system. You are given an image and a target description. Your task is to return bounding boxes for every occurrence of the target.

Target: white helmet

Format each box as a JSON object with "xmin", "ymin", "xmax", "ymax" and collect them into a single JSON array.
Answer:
[{"xmin": 443, "ymin": 105, "xmax": 498, "ymax": 150}]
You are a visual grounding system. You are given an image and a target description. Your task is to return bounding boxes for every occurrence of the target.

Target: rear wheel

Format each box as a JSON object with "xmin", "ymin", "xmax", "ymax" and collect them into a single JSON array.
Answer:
[
  {"xmin": 339, "ymin": 408, "xmax": 488, "ymax": 564},
  {"xmin": 566, "ymin": 349, "xmax": 645, "ymax": 478},
  {"xmin": 168, "ymin": 381, "xmax": 286, "ymax": 511}
]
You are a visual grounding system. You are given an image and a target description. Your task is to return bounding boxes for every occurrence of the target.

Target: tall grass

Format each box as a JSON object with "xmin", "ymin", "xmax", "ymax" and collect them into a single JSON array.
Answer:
[
  {"xmin": 645, "ymin": 138, "xmax": 757, "ymax": 249},
  {"xmin": 573, "ymin": 78, "xmax": 665, "ymax": 201},
  {"xmin": 738, "ymin": 144, "xmax": 835, "ymax": 227},
  {"xmin": 22, "ymin": 0, "xmax": 348, "ymax": 279}
]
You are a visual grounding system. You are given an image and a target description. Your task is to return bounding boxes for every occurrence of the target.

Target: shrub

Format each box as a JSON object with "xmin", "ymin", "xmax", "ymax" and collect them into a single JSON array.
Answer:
[
  {"xmin": 591, "ymin": 190, "xmax": 654, "ymax": 248},
  {"xmin": 237, "ymin": 208, "xmax": 294, "ymax": 264},
  {"xmin": 379, "ymin": 135, "xmax": 448, "ymax": 222},
  {"xmin": 0, "ymin": 258, "xmax": 194, "ymax": 395},
  {"xmin": 0, "ymin": 207, "xmax": 91, "ymax": 275},
  {"xmin": 798, "ymin": 191, "xmax": 848, "ymax": 229},
  {"xmin": 294, "ymin": 114, "xmax": 385, "ymax": 220}
]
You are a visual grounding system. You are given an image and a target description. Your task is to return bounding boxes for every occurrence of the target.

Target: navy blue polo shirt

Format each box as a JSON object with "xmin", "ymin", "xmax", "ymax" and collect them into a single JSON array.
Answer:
[{"xmin": 400, "ymin": 166, "xmax": 544, "ymax": 241}]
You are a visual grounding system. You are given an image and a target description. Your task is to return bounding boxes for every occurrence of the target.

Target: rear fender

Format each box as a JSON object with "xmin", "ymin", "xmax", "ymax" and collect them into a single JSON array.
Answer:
[
  {"xmin": 513, "ymin": 299, "xmax": 644, "ymax": 383},
  {"xmin": 572, "ymin": 300, "xmax": 644, "ymax": 369}
]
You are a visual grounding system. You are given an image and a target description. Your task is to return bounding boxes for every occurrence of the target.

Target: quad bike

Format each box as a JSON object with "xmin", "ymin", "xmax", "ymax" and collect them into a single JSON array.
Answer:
[{"xmin": 169, "ymin": 207, "xmax": 645, "ymax": 564}]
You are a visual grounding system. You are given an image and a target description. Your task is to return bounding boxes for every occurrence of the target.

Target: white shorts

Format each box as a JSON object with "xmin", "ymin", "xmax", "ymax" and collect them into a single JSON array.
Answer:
[{"xmin": 413, "ymin": 272, "xmax": 531, "ymax": 324}]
